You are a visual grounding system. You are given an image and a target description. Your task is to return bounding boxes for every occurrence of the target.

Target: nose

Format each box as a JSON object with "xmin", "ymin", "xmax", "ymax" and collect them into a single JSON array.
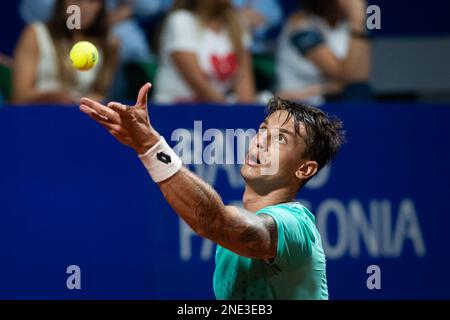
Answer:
[{"xmin": 256, "ymin": 130, "xmax": 268, "ymax": 151}]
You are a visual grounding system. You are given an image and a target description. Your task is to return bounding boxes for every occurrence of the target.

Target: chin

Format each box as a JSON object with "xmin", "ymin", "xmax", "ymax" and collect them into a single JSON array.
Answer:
[{"xmin": 240, "ymin": 164, "xmax": 264, "ymax": 182}]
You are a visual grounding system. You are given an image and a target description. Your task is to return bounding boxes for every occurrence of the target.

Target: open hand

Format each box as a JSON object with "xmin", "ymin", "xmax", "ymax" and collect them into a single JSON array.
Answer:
[{"xmin": 79, "ymin": 83, "xmax": 161, "ymax": 154}]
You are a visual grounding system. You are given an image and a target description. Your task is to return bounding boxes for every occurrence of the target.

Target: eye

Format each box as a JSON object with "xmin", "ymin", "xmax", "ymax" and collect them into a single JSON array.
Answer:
[{"xmin": 277, "ymin": 134, "xmax": 287, "ymax": 144}]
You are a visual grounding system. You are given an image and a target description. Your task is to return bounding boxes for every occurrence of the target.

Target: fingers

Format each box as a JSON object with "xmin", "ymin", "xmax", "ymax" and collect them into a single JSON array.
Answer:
[
  {"xmin": 80, "ymin": 97, "xmax": 120, "ymax": 123},
  {"xmin": 135, "ymin": 82, "xmax": 152, "ymax": 108},
  {"xmin": 80, "ymin": 104, "xmax": 119, "ymax": 131},
  {"xmin": 108, "ymin": 101, "xmax": 128, "ymax": 115}
]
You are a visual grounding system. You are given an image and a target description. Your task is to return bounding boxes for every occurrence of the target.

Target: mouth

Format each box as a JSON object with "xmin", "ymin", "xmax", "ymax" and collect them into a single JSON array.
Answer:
[{"xmin": 246, "ymin": 152, "xmax": 263, "ymax": 167}]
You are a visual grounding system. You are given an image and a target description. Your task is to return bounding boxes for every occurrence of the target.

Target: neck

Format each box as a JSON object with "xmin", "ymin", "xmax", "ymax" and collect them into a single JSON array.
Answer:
[
  {"xmin": 242, "ymin": 184, "xmax": 298, "ymax": 212},
  {"xmin": 207, "ymin": 19, "xmax": 223, "ymax": 32}
]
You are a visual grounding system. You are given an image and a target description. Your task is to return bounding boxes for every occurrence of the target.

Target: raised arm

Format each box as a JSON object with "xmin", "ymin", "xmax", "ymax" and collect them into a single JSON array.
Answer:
[
  {"xmin": 302, "ymin": 0, "xmax": 371, "ymax": 83},
  {"xmin": 79, "ymin": 83, "xmax": 277, "ymax": 260},
  {"xmin": 158, "ymin": 167, "xmax": 276, "ymax": 259}
]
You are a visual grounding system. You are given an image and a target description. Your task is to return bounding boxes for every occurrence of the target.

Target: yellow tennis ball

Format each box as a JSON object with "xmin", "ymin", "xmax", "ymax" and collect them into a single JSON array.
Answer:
[{"xmin": 70, "ymin": 41, "xmax": 99, "ymax": 71}]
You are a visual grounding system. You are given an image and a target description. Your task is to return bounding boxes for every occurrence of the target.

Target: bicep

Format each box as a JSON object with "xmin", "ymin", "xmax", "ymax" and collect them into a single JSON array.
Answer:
[
  {"xmin": 215, "ymin": 206, "xmax": 277, "ymax": 260},
  {"xmin": 289, "ymin": 28, "xmax": 345, "ymax": 81}
]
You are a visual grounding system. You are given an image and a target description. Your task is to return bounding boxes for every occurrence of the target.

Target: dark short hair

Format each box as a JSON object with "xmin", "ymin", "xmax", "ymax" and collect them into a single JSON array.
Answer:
[{"xmin": 266, "ymin": 97, "xmax": 345, "ymax": 171}]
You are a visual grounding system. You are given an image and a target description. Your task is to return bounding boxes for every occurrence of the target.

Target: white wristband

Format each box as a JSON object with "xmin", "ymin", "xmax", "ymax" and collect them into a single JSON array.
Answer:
[{"xmin": 138, "ymin": 137, "xmax": 182, "ymax": 183}]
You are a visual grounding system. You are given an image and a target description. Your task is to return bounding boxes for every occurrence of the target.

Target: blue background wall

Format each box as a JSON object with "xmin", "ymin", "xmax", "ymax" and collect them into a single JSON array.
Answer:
[{"xmin": 0, "ymin": 103, "xmax": 449, "ymax": 299}]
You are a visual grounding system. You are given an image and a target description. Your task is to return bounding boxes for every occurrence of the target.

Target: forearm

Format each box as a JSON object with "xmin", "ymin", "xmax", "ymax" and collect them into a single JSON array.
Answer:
[
  {"xmin": 172, "ymin": 52, "xmax": 226, "ymax": 103},
  {"xmin": 12, "ymin": 90, "xmax": 74, "ymax": 104},
  {"xmin": 108, "ymin": 4, "xmax": 133, "ymax": 25},
  {"xmin": 277, "ymin": 84, "xmax": 324, "ymax": 101},
  {"xmin": 181, "ymin": 73, "xmax": 225, "ymax": 103},
  {"xmin": 342, "ymin": 19, "xmax": 372, "ymax": 82},
  {"xmin": 191, "ymin": 82, "xmax": 226, "ymax": 103},
  {"xmin": 343, "ymin": 38, "xmax": 371, "ymax": 82},
  {"xmin": 158, "ymin": 167, "xmax": 227, "ymax": 239},
  {"xmin": 235, "ymin": 53, "xmax": 256, "ymax": 103},
  {"xmin": 78, "ymin": 82, "xmax": 276, "ymax": 259}
]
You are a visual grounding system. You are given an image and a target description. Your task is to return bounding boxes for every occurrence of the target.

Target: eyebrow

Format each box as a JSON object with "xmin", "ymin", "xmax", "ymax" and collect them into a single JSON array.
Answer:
[
  {"xmin": 260, "ymin": 121, "xmax": 295, "ymax": 136},
  {"xmin": 279, "ymin": 128, "xmax": 295, "ymax": 136}
]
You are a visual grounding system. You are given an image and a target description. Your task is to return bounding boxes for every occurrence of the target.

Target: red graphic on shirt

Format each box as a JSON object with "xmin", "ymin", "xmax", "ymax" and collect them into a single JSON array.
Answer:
[{"xmin": 210, "ymin": 53, "xmax": 238, "ymax": 82}]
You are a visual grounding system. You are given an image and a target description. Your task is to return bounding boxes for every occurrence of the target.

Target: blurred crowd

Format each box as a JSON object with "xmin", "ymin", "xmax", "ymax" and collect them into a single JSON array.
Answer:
[{"xmin": 0, "ymin": 0, "xmax": 373, "ymax": 106}]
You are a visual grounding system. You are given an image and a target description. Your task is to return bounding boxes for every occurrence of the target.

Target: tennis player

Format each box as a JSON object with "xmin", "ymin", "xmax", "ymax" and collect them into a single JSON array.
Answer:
[{"xmin": 79, "ymin": 83, "xmax": 345, "ymax": 299}]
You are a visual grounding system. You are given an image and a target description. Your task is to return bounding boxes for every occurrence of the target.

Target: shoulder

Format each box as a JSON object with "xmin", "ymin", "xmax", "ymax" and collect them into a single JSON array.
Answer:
[
  {"xmin": 257, "ymin": 202, "xmax": 305, "ymax": 214},
  {"xmin": 284, "ymin": 16, "xmax": 325, "ymax": 55},
  {"xmin": 21, "ymin": 23, "xmax": 40, "ymax": 41},
  {"xmin": 286, "ymin": 12, "xmax": 313, "ymax": 30},
  {"xmin": 257, "ymin": 203, "xmax": 313, "ymax": 230},
  {"xmin": 16, "ymin": 23, "xmax": 40, "ymax": 52},
  {"xmin": 166, "ymin": 10, "xmax": 198, "ymax": 27},
  {"xmin": 258, "ymin": 203, "xmax": 317, "ymax": 265}
]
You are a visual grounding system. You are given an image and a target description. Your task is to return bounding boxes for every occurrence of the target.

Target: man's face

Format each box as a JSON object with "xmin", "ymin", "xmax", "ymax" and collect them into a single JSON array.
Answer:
[{"xmin": 241, "ymin": 111, "xmax": 309, "ymax": 190}]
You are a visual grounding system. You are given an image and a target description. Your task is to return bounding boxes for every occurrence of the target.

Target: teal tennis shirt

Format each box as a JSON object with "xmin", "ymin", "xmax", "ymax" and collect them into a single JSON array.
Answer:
[{"xmin": 213, "ymin": 202, "xmax": 328, "ymax": 300}]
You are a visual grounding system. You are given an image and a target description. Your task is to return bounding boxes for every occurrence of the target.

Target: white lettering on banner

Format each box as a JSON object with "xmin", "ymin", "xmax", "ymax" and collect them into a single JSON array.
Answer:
[
  {"xmin": 317, "ymin": 199, "xmax": 426, "ymax": 259},
  {"xmin": 316, "ymin": 199, "xmax": 348, "ymax": 258},
  {"xmin": 179, "ymin": 198, "xmax": 426, "ymax": 261},
  {"xmin": 171, "ymin": 126, "xmax": 256, "ymax": 166},
  {"xmin": 348, "ymin": 200, "xmax": 380, "ymax": 257},
  {"xmin": 392, "ymin": 200, "xmax": 426, "ymax": 257},
  {"xmin": 191, "ymin": 164, "xmax": 244, "ymax": 188},
  {"xmin": 66, "ymin": 5, "xmax": 81, "ymax": 30},
  {"xmin": 367, "ymin": 5, "xmax": 382, "ymax": 30},
  {"xmin": 177, "ymin": 162, "xmax": 426, "ymax": 262},
  {"xmin": 180, "ymin": 219, "xmax": 214, "ymax": 261},
  {"xmin": 366, "ymin": 265, "xmax": 382, "ymax": 289},
  {"xmin": 66, "ymin": 265, "xmax": 81, "ymax": 290}
]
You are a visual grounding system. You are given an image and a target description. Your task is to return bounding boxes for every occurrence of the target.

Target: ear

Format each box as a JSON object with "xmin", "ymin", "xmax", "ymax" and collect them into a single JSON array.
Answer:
[{"xmin": 295, "ymin": 161, "xmax": 318, "ymax": 181}]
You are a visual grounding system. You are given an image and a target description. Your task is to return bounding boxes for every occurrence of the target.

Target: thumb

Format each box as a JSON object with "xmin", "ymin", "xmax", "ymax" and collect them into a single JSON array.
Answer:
[{"xmin": 136, "ymin": 82, "xmax": 152, "ymax": 108}]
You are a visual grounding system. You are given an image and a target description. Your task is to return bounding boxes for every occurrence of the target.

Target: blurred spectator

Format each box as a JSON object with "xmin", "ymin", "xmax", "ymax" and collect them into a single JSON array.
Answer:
[
  {"xmin": 142, "ymin": 0, "xmax": 282, "ymax": 54},
  {"xmin": 107, "ymin": 0, "xmax": 160, "ymax": 62},
  {"xmin": 12, "ymin": 0, "xmax": 119, "ymax": 105},
  {"xmin": 276, "ymin": 0, "xmax": 372, "ymax": 105},
  {"xmin": 154, "ymin": 0, "xmax": 256, "ymax": 104},
  {"xmin": 19, "ymin": 0, "xmax": 153, "ymax": 63},
  {"xmin": 19, "ymin": 0, "xmax": 55, "ymax": 23},
  {"xmin": 235, "ymin": 0, "xmax": 282, "ymax": 54}
]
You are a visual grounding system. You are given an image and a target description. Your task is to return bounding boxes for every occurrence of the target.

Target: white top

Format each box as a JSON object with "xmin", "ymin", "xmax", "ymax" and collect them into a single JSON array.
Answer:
[
  {"xmin": 33, "ymin": 22, "xmax": 101, "ymax": 100},
  {"xmin": 154, "ymin": 10, "xmax": 250, "ymax": 103},
  {"xmin": 276, "ymin": 16, "xmax": 350, "ymax": 105}
]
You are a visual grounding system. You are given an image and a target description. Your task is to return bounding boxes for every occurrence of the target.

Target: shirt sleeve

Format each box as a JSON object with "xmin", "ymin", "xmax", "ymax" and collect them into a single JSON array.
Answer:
[
  {"xmin": 259, "ymin": 209, "xmax": 314, "ymax": 270},
  {"xmin": 289, "ymin": 29, "xmax": 325, "ymax": 56},
  {"xmin": 164, "ymin": 10, "xmax": 199, "ymax": 53}
]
